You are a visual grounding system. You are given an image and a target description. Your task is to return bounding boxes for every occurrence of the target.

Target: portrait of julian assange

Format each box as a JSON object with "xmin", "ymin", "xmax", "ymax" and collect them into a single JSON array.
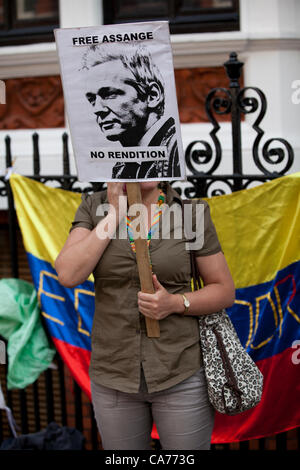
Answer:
[{"xmin": 81, "ymin": 43, "xmax": 181, "ymax": 180}]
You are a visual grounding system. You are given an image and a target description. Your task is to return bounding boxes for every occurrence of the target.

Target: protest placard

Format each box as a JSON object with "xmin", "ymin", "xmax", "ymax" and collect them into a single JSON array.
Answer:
[{"xmin": 55, "ymin": 21, "xmax": 185, "ymax": 183}]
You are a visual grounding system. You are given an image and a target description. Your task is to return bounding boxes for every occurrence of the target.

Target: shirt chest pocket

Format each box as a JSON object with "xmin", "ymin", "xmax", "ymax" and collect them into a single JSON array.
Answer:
[
  {"xmin": 93, "ymin": 238, "xmax": 137, "ymax": 280},
  {"xmin": 149, "ymin": 237, "xmax": 191, "ymax": 288}
]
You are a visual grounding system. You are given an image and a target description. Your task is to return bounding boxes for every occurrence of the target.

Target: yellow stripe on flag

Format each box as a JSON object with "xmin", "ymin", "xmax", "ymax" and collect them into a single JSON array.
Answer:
[
  {"xmin": 10, "ymin": 174, "xmax": 81, "ymax": 266},
  {"xmin": 204, "ymin": 172, "xmax": 300, "ymax": 289}
]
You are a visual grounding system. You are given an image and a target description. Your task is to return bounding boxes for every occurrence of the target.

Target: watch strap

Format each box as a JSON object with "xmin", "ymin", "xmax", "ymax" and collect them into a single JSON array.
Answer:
[{"xmin": 181, "ymin": 294, "xmax": 189, "ymax": 314}]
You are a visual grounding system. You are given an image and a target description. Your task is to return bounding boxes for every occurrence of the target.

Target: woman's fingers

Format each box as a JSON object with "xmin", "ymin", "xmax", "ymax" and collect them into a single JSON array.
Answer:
[{"xmin": 138, "ymin": 291, "xmax": 156, "ymax": 303}]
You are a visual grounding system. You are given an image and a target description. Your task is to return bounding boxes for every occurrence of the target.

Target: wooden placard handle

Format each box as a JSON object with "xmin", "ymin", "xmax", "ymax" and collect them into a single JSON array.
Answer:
[{"xmin": 126, "ymin": 182, "xmax": 160, "ymax": 338}]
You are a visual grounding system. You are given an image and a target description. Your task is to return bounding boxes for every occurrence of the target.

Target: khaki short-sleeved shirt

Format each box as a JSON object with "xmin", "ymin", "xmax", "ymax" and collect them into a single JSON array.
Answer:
[{"xmin": 70, "ymin": 184, "xmax": 222, "ymax": 393}]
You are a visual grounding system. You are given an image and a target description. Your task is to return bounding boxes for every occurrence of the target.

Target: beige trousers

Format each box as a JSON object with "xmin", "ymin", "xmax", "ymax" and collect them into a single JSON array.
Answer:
[{"xmin": 91, "ymin": 367, "xmax": 215, "ymax": 450}]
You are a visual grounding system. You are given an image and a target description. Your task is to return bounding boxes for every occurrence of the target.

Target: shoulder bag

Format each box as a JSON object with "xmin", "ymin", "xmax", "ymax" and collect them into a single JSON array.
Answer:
[{"xmin": 183, "ymin": 199, "xmax": 264, "ymax": 415}]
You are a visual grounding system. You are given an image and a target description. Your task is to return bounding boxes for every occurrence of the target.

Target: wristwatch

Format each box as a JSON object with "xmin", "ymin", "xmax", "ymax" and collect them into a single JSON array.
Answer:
[{"xmin": 181, "ymin": 294, "xmax": 190, "ymax": 314}]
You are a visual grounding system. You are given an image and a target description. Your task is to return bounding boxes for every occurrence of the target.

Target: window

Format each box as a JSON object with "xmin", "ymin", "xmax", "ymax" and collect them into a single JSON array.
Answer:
[
  {"xmin": 104, "ymin": 0, "xmax": 239, "ymax": 34},
  {"xmin": 0, "ymin": 0, "xmax": 59, "ymax": 46}
]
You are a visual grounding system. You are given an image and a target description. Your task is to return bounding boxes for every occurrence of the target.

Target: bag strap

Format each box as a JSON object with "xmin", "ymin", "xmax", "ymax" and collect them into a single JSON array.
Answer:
[
  {"xmin": 212, "ymin": 326, "xmax": 243, "ymax": 412},
  {"xmin": 182, "ymin": 200, "xmax": 243, "ymax": 411},
  {"xmin": 182, "ymin": 200, "xmax": 202, "ymax": 291}
]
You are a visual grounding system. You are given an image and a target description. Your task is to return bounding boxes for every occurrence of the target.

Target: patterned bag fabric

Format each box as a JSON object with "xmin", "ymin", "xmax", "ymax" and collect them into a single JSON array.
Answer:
[{"xmin": 198, "ymin": 309, "xmax": 264, "ymax": 415}]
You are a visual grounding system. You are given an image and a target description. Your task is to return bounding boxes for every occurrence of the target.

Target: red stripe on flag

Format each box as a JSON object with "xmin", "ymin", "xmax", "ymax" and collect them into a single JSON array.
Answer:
[
  {"xmin": 152, "ymin": 346, "xmax": 300, "ymax": 443},
  {"xmin": 211, "ymin": 346, "xmax": 300, "ymax": 443},
  {"xmin": 52, "ymin": 337, "xmax": 91, "ymax": 400}
]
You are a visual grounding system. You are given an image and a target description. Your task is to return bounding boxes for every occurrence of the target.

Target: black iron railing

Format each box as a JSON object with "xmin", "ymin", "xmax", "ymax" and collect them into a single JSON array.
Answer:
[
  {"xmin": 0, "ymin": 52, "xmax": 298, "ymax": 451},
  {"xmin": 183, "ymin": 51, "xmax": 294, "ymax": 197}
]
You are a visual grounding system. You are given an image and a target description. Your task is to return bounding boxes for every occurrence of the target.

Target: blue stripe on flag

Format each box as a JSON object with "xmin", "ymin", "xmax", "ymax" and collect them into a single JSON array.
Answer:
[
  {"xmin": 27, "ymin": 252, "xmax": 94, "ymax": 351},
  {"xmin": 27, "ymin": 252, "xmax": 300, "ymax": 362},
  {"xmin": 227, "ymin": 260, "xmax": 300, "ymax": 362}
]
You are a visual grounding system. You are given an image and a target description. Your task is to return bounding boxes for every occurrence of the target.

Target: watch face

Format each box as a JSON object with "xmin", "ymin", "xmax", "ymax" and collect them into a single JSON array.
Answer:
[{"xmin": 184, "ymin": 298, "xmax": 190, "ymax": 308}]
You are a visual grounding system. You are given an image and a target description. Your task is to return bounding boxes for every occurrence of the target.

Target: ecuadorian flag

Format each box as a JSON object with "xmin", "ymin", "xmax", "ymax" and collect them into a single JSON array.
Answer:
[{"xmin": 10, "ymin": 172, "xmax": 300, "ymax": 443}]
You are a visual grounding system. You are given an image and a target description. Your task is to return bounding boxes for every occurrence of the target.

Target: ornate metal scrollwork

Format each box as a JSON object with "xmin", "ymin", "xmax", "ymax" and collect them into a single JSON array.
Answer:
[
  {"xmin": 0, "ymin": 177, "xmax": 8, "ymax": 197},
  {"xmin": 206, "ymin": 179, "xmax": 235, "ymax": 197},
  {"xmin": 185, "ymin": 87, "xmax": 232, "ymax": 181},
  {"xmin": 259, "ymin": 138, "xmax": 294, "ymax": 175},
  {"xmin": 184, "ymin": 52, "xmax": 294, "ymax": 197},
  {"xmin": 237, "ymin": 87, "xmax": 294, "ymax": 176}
]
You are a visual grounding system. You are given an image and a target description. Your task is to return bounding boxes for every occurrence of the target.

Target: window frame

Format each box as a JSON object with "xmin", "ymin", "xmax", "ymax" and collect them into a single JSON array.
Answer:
[
  {"xmin": 103, "ymin": 0, "xmax": 240, "ymax": 35},
  {"xmin": 0, "ymin": 0, "xmax": 59, "ymax": 46}
]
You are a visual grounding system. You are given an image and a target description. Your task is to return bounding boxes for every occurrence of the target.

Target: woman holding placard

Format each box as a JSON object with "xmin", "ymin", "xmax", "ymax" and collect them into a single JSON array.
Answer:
[{"xmin": 55, "ymin": 180, "xmax": 235, "ymax": 450}]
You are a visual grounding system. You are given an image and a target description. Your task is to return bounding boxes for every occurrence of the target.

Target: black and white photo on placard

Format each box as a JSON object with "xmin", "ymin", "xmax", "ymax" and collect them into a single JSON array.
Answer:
[{"xmin": 55, "ymin": 22, "xmax": 185, "ymax": 182}]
